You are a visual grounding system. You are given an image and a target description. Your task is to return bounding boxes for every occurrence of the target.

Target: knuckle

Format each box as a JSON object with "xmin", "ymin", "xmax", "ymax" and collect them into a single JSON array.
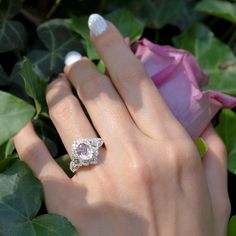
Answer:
[
  {"xmin": 49, "ymin": 95, "xmax": 77, "ymax": 122},
  {"xmin": 46, "ymin": 76, "xmax": 69, "ymax": 96},
  {"xmin": 46, "ymin": 76, "xmax": 72, "ymax": 106},
  {"xmin": 78, "ymin": 73, "xmax": 108, "ymax": 99},
  {"xmin": 120, "ymin": 63, "xmax": 147, "ymax": 83},
  {"xmin": 123, "ymin": 138, "xmax": 153, "ymax": 184},
  {"xmin": 129, "ymin": 156, "xmax": 152, "ymax": 185},
  {"xmin": 99, "ymin": 29, "xmax": 123, "ymax": 49},
  {"xmin": 166, "ymin": 141, "xmax": 201, "ymax": 176}
]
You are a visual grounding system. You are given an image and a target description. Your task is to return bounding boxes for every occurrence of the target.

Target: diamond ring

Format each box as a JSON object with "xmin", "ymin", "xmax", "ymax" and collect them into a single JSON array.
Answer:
[{"xmin": 70, "ymin": 138, "xmax": 104, "ymax": 172}]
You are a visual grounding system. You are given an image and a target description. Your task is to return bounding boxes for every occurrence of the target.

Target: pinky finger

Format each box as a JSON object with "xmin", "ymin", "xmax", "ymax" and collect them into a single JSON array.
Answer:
[{"xmin": 13, "ymin": 122, "xmax": 68, "ymax": 182}]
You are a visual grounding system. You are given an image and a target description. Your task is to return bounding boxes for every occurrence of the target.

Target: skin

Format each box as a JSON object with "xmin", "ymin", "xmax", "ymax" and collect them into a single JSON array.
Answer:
[{"xmin": 13, "ymin": 20, "xmax": 230, "ymax": 236}]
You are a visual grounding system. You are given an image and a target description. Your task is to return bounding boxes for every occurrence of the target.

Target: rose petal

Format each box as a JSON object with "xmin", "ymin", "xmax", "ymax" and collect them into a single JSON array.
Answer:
[{"xmin": 135, "ymin": 38, "xmax": 236, "ymax": 137}]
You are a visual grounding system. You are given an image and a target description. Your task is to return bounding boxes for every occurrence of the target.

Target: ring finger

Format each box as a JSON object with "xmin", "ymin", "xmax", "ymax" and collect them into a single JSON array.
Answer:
[
  {"xmin": 64, "ymin": 56, "xmax": 139, "ymax": 149},
  {"xmin": 46, "ymin": 74, "xmax": 98, "ymax": 159}
]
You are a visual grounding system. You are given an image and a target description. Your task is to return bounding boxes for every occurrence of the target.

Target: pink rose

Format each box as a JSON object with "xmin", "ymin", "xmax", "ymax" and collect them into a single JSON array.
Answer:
[{"xmin": 135, "ymin": 39, "xmax": 236, "ymax": 138}]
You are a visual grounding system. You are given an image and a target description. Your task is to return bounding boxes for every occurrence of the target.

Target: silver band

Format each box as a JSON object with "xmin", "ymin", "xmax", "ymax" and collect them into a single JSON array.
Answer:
[{"xmin": 70, "ymin": 138, "xmax": 103, "ymax": 172}]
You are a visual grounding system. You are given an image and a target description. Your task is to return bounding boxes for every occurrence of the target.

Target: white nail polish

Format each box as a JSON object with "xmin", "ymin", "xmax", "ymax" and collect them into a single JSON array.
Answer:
[
  {"xmin": 88, "ymin": 14, "xmax": 108, "ymax": 37},
  {"xmin": 65, "ymin": 51, "xmax": 82, "ymax": 66}
]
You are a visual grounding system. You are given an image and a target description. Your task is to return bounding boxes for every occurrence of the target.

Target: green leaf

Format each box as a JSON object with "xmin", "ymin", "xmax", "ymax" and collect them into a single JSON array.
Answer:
[
  {"xmin": 0, "ymin": 64, "xmax": 9, "ymax": 86},
  {"xmin": 0, "ymin": 156, "xmax": 17, "ymax": 172},
  {"xmin": 216, "ymin": 109, "xmax": 236, "ymax": 174},
  {"xmin": 194, "ymin": 138, "xmax": 208, "ymax": 158},
  {"xmin": 0, "ymin": 0, "xmax": 26, "ymax": 52},
  {"xmin": 195, "ymin": 0, "xmax": 236, "ymax": 24},
  {"xmin": 0, "ymin": 0, "xmax": 22, "ymax": 19},
  {"xmin": 173, "ymin": 23, "xmax": 236, "ymax": 96},
  {"xmin": 172, "ymin": 0, "xmax": 204, "ymax": 31},
  {"xmin": 30, "ymin": 214, "xmax": 78, "ymax": 236},
  {"xmin": 97, "ymin": 60, "xmax": 106, "ymax": 73},
  {"xmin": 0, "ymin": 139, "xmax": 15, "ymax": 159},
  {"xmin": 0, "ymin": 160, "xmax": 78, "ymax": 235},
  {"xmin": 106, "ymin": 9, "xmax": 144, "ymax": 43},
  {"xmin": 20, "ymin": 58, "xmax": 47, "ymax": 116},
  {"xmin": 56, "ymin": 155, "xmax": 73, "ymax": 178},
  {"xmin": 28, "ymin": 19, "xmax": 82, "ymax": 78},
  {"xmin": 33, "ymin": 119, "xmax": 59, "ymax": 157},
  {"xmin": 66, "ymin": 16, "xmax": 97, "ymax": 59},
  {"xmin": 68, "ymin": 9, "xmax": 144, "ymax": 60},
  {"xmin": 228, "ymin": 215, "xmax": 236, "ymax": 236},
  {"xmin": 109, "ymin": 0, "xmax": 184, "ymax": 28},
  {"xmin": 0, "ymin": 20, "xmax": 27, "ymax": 53},
  {"xmin": 0, "ymin": 160, "xmax": 42, "ymax": 232},
  {"xmin": 0, "ymin": 91, "xmax": 35, "ymax": 145}
]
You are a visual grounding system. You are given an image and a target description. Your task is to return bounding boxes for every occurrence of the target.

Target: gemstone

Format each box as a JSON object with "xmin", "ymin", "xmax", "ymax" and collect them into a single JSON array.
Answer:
[
  {"xmin": 77, "ymin": 143, "xmax": 89, "ymax": 156},
  {"xmin": 70, "ymin": 138, "xmax": 103, "ymax": 172}
]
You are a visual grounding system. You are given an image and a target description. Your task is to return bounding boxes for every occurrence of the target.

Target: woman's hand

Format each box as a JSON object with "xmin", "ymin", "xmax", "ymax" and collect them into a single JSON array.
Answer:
[{"xmin": 13, "ymin": 14, "xmax": 230, "ymax": 236}]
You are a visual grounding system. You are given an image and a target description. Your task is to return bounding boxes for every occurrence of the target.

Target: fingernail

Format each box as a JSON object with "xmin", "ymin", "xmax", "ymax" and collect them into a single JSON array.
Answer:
[
  {"xmin": 65, "ymin": 51, "xmax": 82, "ymax": 66},
  {"xmin": 88, "ymin": 14, "xmax": 108, "ymax": 37}
]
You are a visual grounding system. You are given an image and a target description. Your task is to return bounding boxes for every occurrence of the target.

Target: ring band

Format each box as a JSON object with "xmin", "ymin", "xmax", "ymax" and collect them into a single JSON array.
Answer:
[{"xmin": 70, "ymin": 138, "xmax": 104, "ymax": 172}]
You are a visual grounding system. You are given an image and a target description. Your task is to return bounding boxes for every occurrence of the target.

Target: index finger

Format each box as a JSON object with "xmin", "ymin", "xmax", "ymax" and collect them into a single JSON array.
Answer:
[{"xmin": 13, "ymin": 122, "xmax": 68, "ymax": 181}]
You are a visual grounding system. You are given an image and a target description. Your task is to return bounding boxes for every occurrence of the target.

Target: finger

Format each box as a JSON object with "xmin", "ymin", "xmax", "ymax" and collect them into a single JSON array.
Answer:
[
  {"xmin": 88, "ymin": 14, "xmax": 183, "ymax": 139},
  {"xmin": 64, "ymin": 55, "xmax": 139, "ymax": 148},
  {"xmin": 46, "ymin": 74, "xmax": 99, "ymax": 157},
  {"xmin": 13, "ymin": 122, "xmax": 68, "ymax": 181},
  {"xmin": 201, "ymin": 125, "xmax": 230, "ymax": 219}
]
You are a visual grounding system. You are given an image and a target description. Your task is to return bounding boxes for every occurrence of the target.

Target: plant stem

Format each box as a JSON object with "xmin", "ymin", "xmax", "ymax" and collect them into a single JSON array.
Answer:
[{"xmin": 46, "ymin": 0, "xmax": 62, "ymax": 19}]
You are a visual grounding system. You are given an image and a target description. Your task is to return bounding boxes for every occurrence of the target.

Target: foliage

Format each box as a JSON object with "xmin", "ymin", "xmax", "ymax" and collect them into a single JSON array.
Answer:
[
  {"xmin": 0, "ymin": 0, "xmax": 236, "ymax": 234},
  {"xmin": 228, "ymin": 215, "xmax": 236, "ymax": 236},
  {"xmin": 0, "ymin": 160, "xmax": 77, "ymax": 235},
  {"xmin": 216, "ymin": 109, "xmax": 236, "ymax": 174}
]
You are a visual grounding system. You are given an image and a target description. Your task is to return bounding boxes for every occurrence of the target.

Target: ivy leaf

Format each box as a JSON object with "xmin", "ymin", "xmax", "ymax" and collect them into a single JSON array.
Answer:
[
  {"xmin": 106, "ymin": 9, "xmax": 144, "ymax": 43},
  {"xmin": 0, "ymin": 91, "xmax": 35, "ymax": 145},
  {"xmin": 28, "ymin": 19, "xmax": 82, "ymax": 78},
  {"xmin": 216, "ymin": 109, "xmax": 236, "ymax": 174},
  {"xmin": 68, "ymin": 9, "xmax": 144, "ymax": 60},
  {"xmin": 228, "ymin": 215, "xmax": 236, "ymax": 236},
  {"xmin": 0, "ymin": 160, "xmax": 78, "ymax": 235},
  {"xmin": 195, "ymin": 0, "xmax": 236, "ymax": 24},
  {"xmin": 173, "ymin": 23, "xmax": 236, "ymax": 96},
  {"xmin": 0, "ymin": 0, "xmax": 22, "ymax": 19},
  {"xmin": 56, "ymin": 155, "xmax": 73, "ymax": 178},
  {"xmin": 0, "ymin": 64, "xmax": 9, "ymax": 86},
  {"xmin": 194, "ymin": 138, "xmax": 208, "ymax": 158},
  {"xmin": 0, "ymin": 0, "xmax": 26, "ymax": 53},
  {"xmin": 172, "ymin": 0, "xmax": 204, "ymax": 31},
  {"xmin": 0, "ymin": 160, "xmax": 42, "ymax": 232},
  {"xmin": 0, "ymin": 156, "xmax": 17, "ymax": 172},
  {"xmin": 20, "ymin": 58, "xmax": 47, "ymax": 116},
  {"xmin": 0, "ymin": 139, "xmax": 14, "ymax": 160},
  {"xmin": 66, "ymin": 16, "xmax": 96, "ymax": 59},
  {"xmin": 0, "ymin": 20, "xmax": 26, "ymax": 53},
  {"xmin": 33, "ymin": 119, "xmax": 59, "ymax": 157},
  {"xmin": 108, "ymin": 0, "xmax": 184, "ymax": 28},
  {"xmin": 29, "ymin": 214, "xmax": 78, "ymax": 236}
]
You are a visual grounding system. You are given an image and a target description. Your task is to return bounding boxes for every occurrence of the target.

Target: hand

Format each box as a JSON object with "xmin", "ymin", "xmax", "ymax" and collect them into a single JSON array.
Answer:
[{"xmin": 13, "ymin": 14, "xmax": 230, "ymax": 236}]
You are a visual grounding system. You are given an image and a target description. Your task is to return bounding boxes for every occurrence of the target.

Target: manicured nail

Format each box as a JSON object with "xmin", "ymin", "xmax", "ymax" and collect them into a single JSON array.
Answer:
[
  {"xmin": 65, "ymin": 51, "xmax": 82, "ymax": 66},
  {"xmin": 88, "ymin": 14, "xmax": 108, "ymax": 37}
]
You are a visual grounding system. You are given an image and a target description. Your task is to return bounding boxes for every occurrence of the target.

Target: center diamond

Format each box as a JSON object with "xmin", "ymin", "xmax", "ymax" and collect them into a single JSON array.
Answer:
[{"xmin": 77, "ymin": 143, "xmax": 93, "ymax": 160}]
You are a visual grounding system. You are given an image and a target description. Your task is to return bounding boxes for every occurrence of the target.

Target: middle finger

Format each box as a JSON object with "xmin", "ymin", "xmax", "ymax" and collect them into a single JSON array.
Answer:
[
  {"xmin": 65, "ymin": 56, "xmax": 139, "ymax": 148},
  {"xmin": 88, "ymin": 14, "xmax": 185, "ymax": 139}
]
